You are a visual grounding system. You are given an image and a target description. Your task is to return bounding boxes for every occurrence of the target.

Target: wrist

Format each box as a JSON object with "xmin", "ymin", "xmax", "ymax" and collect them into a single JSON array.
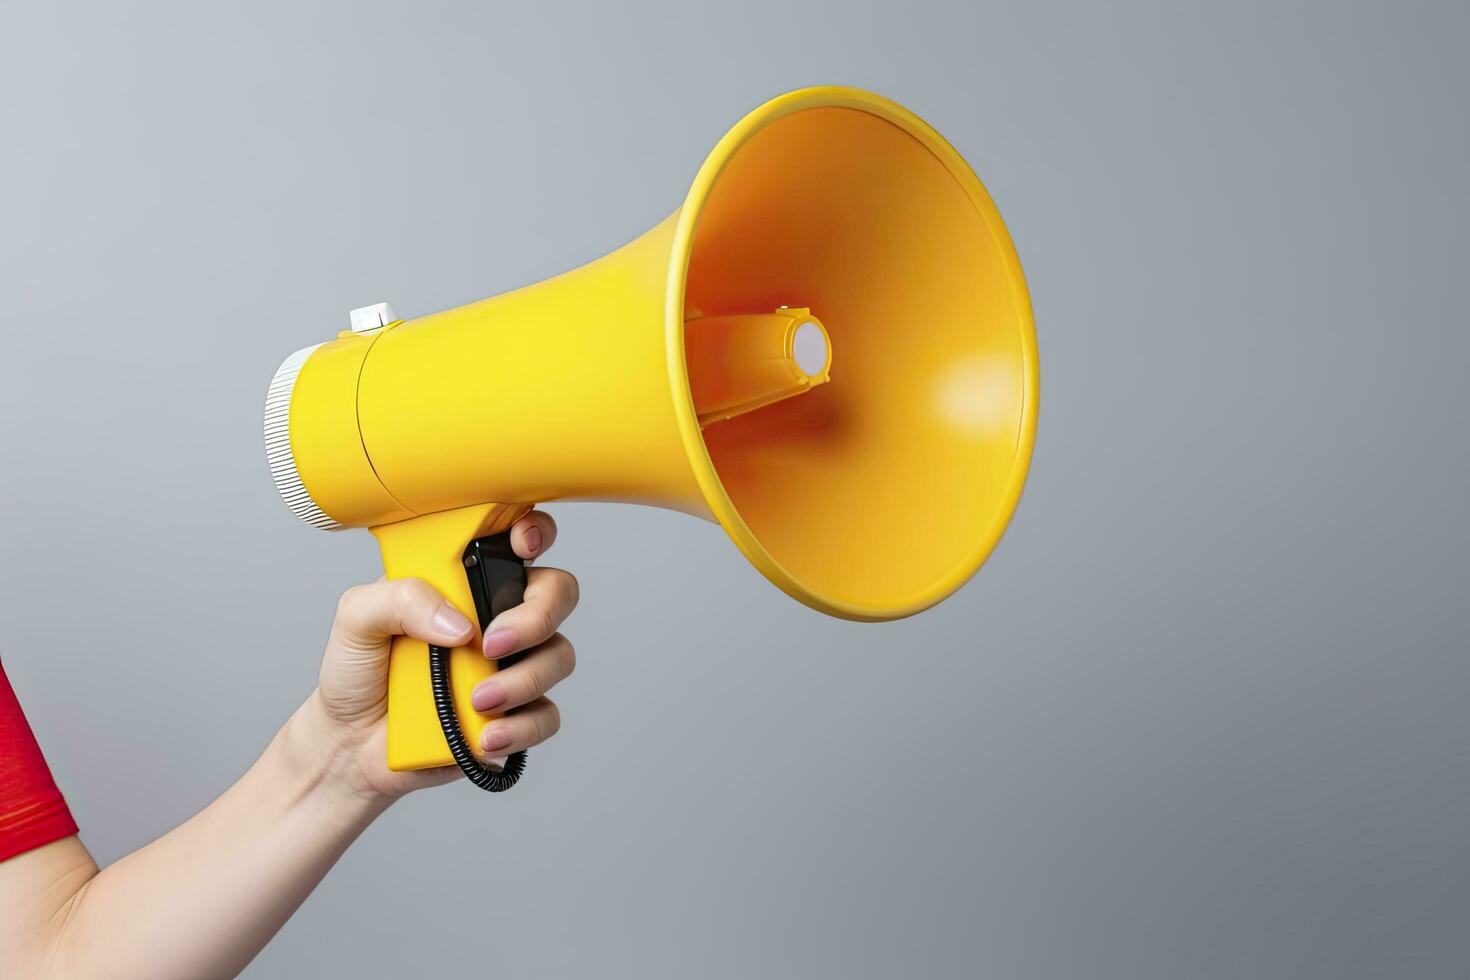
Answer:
[{"xmin": 279, "ymin": 693, "xmax": 397, "ymax": 817}]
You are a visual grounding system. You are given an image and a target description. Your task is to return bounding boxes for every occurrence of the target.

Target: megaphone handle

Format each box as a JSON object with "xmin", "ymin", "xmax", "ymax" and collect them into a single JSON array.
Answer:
[{"xmin": 428, "ymin": 530, "xmax": 530, "ymax": 792}]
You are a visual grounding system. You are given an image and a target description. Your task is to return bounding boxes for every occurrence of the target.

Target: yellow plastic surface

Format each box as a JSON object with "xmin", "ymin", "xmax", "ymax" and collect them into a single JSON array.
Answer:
[
  {"xmin": 372, "ymin": 502, "xmax": 530, "ymax": 771},
  {"xmin": 281, "ymin": 86, "xmax": 1037, "ymax": 769},
  {"xmin": 290, "ymin": 333, "xmax": 413, "ymax": 528},
  {"xmin": 672, "ymin": 90, "xmax": 1037, "ymax": 620},
  {"xmin": 686, "ymin": 308, "xmax": 831, "ymax": 426},
  {"xmin": 354, "ymin": 215, "xmax": 705, "ymax": 518}
]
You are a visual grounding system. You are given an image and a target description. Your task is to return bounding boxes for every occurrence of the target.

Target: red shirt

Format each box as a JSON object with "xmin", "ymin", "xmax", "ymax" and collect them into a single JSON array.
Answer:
[{"xmin": 0, "ymin": 660, "xmax": 77, "ymax": 862}]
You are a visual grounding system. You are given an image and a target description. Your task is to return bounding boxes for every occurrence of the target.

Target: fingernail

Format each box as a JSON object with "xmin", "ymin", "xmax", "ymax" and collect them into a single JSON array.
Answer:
[
  {"xmin": 472, "ymin": 680, "xmax": 506, "ymax": 712},
  {"xmin": 482, "ymin": 725, "xmax": 513, "ymax": 752},
  {"xmin": 483, "ymin": 628, "xmax": 518, "ymax": 659},
  {"xmin": 431, "ymin": 604, "xmax": 473, "ymax": 640},
  {"xmin": 523, "ymin": 524, "xmax": 543, "ymax": 555}
]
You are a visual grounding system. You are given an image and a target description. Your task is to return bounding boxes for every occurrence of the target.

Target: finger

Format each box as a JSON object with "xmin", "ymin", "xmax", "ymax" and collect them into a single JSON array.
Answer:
[
  {"xmin": 331, "ymin": 578, "xmax": 475, "ymax": 652},
  {"xmin": 482, "ymin": 566, "xmax": 580, "ymax": 660},
  {"xmin": 470, "ymin": 634, "xmax": 575, "ymax": 713},
  {"xmin": 510, "ymin": 510, "xmax": 558, "ymax": 562},
  {"xmin": 479, "ymin": 697, "xmax": 562, "ymax": 756}
]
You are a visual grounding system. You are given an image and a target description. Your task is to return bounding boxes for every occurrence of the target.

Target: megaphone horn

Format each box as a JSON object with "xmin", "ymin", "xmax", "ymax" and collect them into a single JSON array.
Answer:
[{"xmin": 265, "ymin": 86, "xmax": 1038, "ymax": 786}]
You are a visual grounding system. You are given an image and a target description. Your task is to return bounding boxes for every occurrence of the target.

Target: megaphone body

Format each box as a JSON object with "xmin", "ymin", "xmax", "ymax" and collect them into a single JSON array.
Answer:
[{"xmin": 265, "ymin": 87, "xmax": 1037, "ymax": 780}]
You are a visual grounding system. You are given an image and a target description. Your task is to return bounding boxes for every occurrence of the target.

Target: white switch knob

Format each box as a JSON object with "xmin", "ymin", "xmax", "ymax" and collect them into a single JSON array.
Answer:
[{"xmin": 349, "ymin": 303, "xmax": 398, "ymax": 333}]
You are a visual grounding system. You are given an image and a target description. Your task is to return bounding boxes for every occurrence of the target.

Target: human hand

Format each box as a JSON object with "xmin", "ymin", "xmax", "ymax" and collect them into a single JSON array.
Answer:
[{"xmin": 299, "ymin": 510, "xmax": 580, "ymax": 802}]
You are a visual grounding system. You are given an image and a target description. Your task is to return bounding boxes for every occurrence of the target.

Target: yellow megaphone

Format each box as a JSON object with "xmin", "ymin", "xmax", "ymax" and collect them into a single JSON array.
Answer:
[{"xmin": 264, "ymin": 86, "xmax": 1037, "ymax": 789}]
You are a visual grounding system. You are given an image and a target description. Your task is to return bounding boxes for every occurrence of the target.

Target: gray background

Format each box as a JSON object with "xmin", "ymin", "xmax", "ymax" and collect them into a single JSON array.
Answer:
[{"xmin": 2, "ymin": 1, "xmax": 1467, "ymax": 977}]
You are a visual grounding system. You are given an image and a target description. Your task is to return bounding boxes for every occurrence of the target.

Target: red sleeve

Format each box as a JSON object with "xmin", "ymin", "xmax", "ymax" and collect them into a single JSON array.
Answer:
[{"xmin": 0, "ymin": 659, "xmax": 78, "ymax": 862}]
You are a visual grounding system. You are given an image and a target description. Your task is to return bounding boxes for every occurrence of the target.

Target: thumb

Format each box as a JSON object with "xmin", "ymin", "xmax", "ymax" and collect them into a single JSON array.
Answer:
[
  {"xmin": 329, "ymin": 578, "xmax": 475, "ymax": 657},
  {"xmin": 318, "ymin": 579, "xmax": 476, "ymax": 725}
]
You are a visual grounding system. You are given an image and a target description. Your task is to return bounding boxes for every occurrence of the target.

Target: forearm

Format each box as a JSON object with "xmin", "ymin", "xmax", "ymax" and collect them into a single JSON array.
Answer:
[
  {"xmin": 1, "ymin": 532, "xmax": 571, "ymax": 978},
  {"xmin": 49, "ymin": 695, "xmax": 389, "ymax": 979}
]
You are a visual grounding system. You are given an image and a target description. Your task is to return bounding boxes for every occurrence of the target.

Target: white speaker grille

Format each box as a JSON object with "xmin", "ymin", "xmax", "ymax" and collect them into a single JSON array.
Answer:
[{"xmin": 264, "ymin": 343, "xmax": 343, "ymax": 531}]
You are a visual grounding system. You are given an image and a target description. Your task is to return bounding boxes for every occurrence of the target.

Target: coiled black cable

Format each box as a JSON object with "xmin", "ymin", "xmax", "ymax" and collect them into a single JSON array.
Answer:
[
  {"xmin": 429, "ymin": 643, "xmax": 527, "ymax": 792},
  {"xmin": 427, "ymin": 529, "xmax": 531, "ymax": 793}
]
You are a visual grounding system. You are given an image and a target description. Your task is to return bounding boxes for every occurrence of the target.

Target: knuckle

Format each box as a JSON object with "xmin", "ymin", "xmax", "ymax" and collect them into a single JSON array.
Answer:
[
  {"xmin": 521, "ymin": 665, "xmax": 549, "ymax": 699},
  {"xmin": 393, "ymin": 578, "xmax": 438, "ymax": 618},
  {"xmin": 335, "ymin": 585, "xmax": 369, "ymax": 621},
  {"xmin": 396, "ymin": 576, "xmax": 435, "ymax": 605},
  {"xmin": 560, "ymin": 570, "xmax": 581, "ymax": 606},
  {"xmin": 529, "ymin": 705, "xmax": 556, "ymax": 745},
  {"xmin": 528, "ymin": 605, "xmax": 557, "ymax": 641}
]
